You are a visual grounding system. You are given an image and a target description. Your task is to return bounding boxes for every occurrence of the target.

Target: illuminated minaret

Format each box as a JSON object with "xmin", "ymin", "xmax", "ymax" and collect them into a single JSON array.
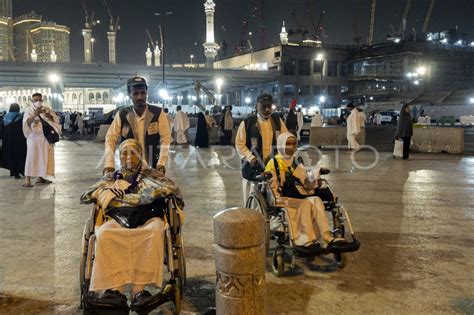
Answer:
[
  {"xmin": 280, "ymin": 21, "xmax": 288, "ymax": 45},
  {"xmin": 107, "ymin": 19, "xmax": 117, "ymax": 64},
  {"xmin": 203, "ymin": 0, "xmax": 219, "ymax": 68},
  {"xmin": 154, "ymin": 41, "xmax": 161, "ymax": 67},
  {"xmin": 145, "ymin": 44, "xmax": 152, "ymax": 66},
  {"xmin": 82, "ymin": 24, "xmax": 92, "ymax": 63}
]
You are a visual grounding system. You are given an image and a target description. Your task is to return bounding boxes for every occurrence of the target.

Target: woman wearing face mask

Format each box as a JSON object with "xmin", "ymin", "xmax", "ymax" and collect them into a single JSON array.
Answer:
[
  {"xmin": 264, "ymin": 132, "xmax": 348, "ymax": 254},
  {"xmin": 22, "ymin": 93, "xmax": 61, "ymax": 187}
]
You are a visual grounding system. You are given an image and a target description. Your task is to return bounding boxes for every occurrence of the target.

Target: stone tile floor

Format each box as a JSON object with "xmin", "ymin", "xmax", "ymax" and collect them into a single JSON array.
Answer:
[{"xmin": 0, "ymin": 140, "xmax": 473, "ymax": 314}]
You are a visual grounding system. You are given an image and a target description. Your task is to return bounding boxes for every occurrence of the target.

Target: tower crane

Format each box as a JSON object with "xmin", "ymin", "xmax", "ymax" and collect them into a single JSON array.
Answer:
[
  {"xmin": 367, "ymin": 0, "xmax": 377, "ymax": 46},
  {"xmin": 398, "ymin": 0, "xmax": 411, "ymax": 39},
  {"xmin": 352, "ymin": 0, "xmax": 361, "ymax": 45},
  {"xmin": 81, "ymin": 0, "xmax": 98, "ymax": 29},
  {"xmin": 103, "ymin": 0, "xmax": 120, "ymax": 32},
  {"xmin": 422, "ymin": 0, "xmax": 436, "ymax": 33}
]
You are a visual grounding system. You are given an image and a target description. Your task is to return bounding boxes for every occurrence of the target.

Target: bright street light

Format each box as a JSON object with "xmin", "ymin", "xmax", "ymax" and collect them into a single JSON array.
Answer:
[
  {"xmin": 190, "ymin": 54, "xmax": 194, "ymax": 64},
  {"xmin": 215, "ymin": 78, "xmax": 224, "ymax": 88},
  {"xmin": 319, "ymin": 95, "xmax": 326, "ymax": 103},
  {"xmin": 316, "ymin": 53, "xmax": 324, "ymax": 61},
  {"xmin": 414, "ymin": 80, "xmax": 420, "ymax": 85},
  {"xmin": 469, "ymin": 97, "xmax": 474, "ymax": 104},
  {"xmin": 48, "ymin": 73, "xmax": 60, "ymax": 83},
  {"xmin": 416, "ymin": 66, "xmax": 427, "ymax": 76},
  {"xmin": 159, "ymin": 88, "xmax": 169, "ymax": 99},
  {"xmin": 245, "ymin": 97, "xmax": 251, "ymax": 104}
]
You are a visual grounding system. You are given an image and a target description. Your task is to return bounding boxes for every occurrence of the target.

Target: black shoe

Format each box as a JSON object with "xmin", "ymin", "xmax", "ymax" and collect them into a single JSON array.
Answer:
[
  {"xmin": 131, "ymin": 285, "xmax": 175, "ymax": 313},
  {"xmin": 327, "ymin": 239, "xmax": 350, "ymax": 252},
  {"xmin": 294, "ymin": 242, "xmax": 324, "ymax": 257},
  {"xmin": 87, "ymin": 289, "xmax": 129, "ymax": 310}
]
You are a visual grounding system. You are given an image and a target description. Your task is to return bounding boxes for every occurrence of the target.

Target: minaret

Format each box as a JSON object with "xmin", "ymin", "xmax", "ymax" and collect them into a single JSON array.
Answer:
[
  {"xmin": 280, "ymin": 21, "xmax": 288, "ymax": 45},
  {"xmin": 154, "ymin": 41, "xmax": 161, "ymax": 67},
  {"xmin": 203, "ymin": 0, "xmax": 219, "ymax": 68},
  {"xmin": 107, "ymin": 19, "xmax": 117, "ymax": 64},
  {"xmin": 82, "ymin": 19, "xmax": 92, "ymax": 63},
  {"xmin": 146, "ymin": 44, "xmax": 152, "ymax": 66},
  {"xmin": 30, "ymin": 48, "xmax": 37, "ymax": 62},
  {"xmin": 50, "ymin": 48, "xmax": 57, "ymax": 63}
]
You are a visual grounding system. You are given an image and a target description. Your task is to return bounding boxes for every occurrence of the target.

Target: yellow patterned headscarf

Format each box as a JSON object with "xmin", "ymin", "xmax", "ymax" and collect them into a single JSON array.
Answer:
[{"xmin": 119, "ymin": 139, "xmax": 142, "ymax": 156}]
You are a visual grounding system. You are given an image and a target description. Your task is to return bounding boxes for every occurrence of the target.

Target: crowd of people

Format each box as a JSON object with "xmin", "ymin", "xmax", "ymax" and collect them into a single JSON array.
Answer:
[{"xmin": 0, "ymin": 75, "xmax": 416, "ymax": 311}]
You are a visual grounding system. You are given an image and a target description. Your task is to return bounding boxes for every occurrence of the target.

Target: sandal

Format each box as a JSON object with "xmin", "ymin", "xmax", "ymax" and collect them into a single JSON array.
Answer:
[
  {"xmin": 22, "ymin": 183, "xmax": 33, "ymax": 188},
  {"xmin": 36, "ymin": 178, "xmax": 52, "ymax": 184}
]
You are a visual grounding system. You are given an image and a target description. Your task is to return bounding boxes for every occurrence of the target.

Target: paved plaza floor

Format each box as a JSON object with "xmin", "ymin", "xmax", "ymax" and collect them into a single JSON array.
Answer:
[{"xmin": 0, "ymin": 140, "xmax": 473, "ymax": 314}]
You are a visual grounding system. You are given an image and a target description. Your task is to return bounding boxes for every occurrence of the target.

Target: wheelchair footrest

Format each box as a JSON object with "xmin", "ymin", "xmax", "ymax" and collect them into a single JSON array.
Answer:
[
  {"xmin": 293, "ymin": 244, "xmax": 326, "ymax": 257},
  {"xmin": 327, "ymin": 239, "xmax": 361, "ymax": 254}
]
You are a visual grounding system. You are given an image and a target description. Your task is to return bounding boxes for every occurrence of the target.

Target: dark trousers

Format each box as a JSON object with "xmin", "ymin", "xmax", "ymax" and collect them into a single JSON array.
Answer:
[
  {"xmin": 402, "ymin": 136, "xmax": 411, "ymax": 159},
  {"xmin": 223, "ymin": 130, "xmax": 233, "ymax": 145}
]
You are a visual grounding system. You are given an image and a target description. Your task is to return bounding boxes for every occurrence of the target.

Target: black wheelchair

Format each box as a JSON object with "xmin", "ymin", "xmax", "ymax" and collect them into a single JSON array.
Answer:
[
  {"xmin": 79, "ymin": 195, "xmax": 186, "ymax": 314},
  {"xmin": 246, "ymin": 171, "xmax": 360, "ymax": 277}
]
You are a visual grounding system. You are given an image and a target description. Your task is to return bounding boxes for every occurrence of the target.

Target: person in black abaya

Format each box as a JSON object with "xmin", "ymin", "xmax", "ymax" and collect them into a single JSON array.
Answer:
[
  {"xmin": 194, "ymin": 112, "xmax": 209, "ymax": 148},
  {"xmin": 1, "ymin": 103, "xmax": 27, "ymax": 178},
  {"xmin": 395, "ymin": 102, "xmax": 413, "ymax": 160}
]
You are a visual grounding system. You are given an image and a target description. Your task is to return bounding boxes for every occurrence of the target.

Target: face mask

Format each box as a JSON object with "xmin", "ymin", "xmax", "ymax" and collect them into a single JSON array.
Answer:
[{"xmin": 33, "ymin": 101, "xmax": 43, "ymax": 108}]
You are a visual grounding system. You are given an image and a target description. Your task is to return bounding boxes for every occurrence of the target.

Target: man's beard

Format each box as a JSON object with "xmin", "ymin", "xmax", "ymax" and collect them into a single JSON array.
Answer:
[{"xmin": 135, "ymin": 100, "xmax": 146, "ymax": 108}]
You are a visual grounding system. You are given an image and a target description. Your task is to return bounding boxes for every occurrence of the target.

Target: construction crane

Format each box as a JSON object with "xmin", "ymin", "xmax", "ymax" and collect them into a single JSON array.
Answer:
[
  {"xmin": 288, "ymin": 10, "xmax": 308, "ymax": 41},
  {"xmin": 250, "ymin": 0, "xmax": 266, "ymax": 48},
  {"xmin": 398, "ymin": 0, "xmax": 412, "ymax": 39},
  {"xmin": 145, "ymin": 28, "xmax": 157, "ymax": 50},
  {"xmin": 103, "ymin": 0, "xmax": 120, "ymax": 32},
  {"xmin": 312, "ymin": 10, "xmax": 326, "ymax": 41},
  {"xmin": 422, "ymin": 0, "xmax": 436, "ymax": 33},
  {"xmin": 367, "ymin": 0, "xmax": 377, "ymax": 46},
  {"xmin": 194, "ymin": 81, "xmax": 216, "ymax": 111},
  {"xmin": 352, "ymin": 0, "xmax": 362, "ymax": 45},
  {"xmin": 81, "ymin": 0, "xmax": 97, "ymax": 29}
]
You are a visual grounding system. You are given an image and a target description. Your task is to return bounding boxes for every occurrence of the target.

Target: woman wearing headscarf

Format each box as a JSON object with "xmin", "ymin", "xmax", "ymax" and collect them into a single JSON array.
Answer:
[
  {"xmin": 194, "ymin": 112, "xmax": 209, "ymax": 148},
  {"xmin": 1, "ymin": 103, "xmax": 27, "ymax": 178},
  {"xmin": 81, "ymin": 139, "xmax": 184, "ymax": 311},
  {"xmin": 395, "ymin": 103, "xmax": 413, "ymax": 160},
  {"xmin": 264, "ymin": 132, "xmax": 347, "ymax": 255}
]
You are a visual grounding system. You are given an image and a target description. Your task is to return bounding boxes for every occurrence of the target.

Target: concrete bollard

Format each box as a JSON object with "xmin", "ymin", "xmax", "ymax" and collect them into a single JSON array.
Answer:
[{"xmin": 213, "ymin": 207, "xmax": 266, "ymax": 315}]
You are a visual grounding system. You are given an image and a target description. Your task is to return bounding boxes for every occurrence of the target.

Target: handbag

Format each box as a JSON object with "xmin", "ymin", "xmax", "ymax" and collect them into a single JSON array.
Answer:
[
  {"xmin": 39, "ymin": 115, "xmax": 60, "ymax": 144},
  {"xmin": 393, "ymin": 139, "xmax": 403, "ymax": 158}
]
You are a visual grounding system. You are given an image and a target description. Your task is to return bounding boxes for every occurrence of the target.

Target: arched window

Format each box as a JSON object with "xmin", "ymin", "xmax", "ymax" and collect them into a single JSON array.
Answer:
[
  {"xmin": 79, "ymin": 93, "xmax": 83, "ymax": 104},
  {"xmin": 96, "ymin": 92, "xmax": 102, "ymax": 100},
  {"xmin": 23, "ymin": 96, "xmax": 27, "ymax": 103},
  {"xmin": 89, "ymin": 92, "xmax": 94, "ymax": 101},
  {"xmin": 103, "ymin": 92, "xmax": 109, "ymax": 100},
  {"xmin": 72, "ymin": 93, "xmax": 77, "ymax": 100}
]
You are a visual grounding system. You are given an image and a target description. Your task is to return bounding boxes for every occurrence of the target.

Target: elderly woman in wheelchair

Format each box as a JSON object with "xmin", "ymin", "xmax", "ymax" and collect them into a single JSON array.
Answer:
[
  {"xmin": 80, "ymin": 139, "xmax": 185, "ymax": 313},
  {"xmin": 247, "ymin": 132, "xmax": 360, "ymax": 275}
]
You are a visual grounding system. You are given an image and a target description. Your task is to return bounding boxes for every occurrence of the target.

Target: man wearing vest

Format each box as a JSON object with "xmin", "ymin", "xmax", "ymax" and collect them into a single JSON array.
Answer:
[
  {"xmin": 235, "ymin": 94, "xmax": 288, "ymax": 203},
  {"xmin": 103, "ymin": 76, "xmax": 172, "ymax": 175}
]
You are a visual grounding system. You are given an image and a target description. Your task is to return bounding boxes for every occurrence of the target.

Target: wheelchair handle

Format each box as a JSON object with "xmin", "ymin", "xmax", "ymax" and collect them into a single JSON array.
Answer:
[{"xmin": 255, "ymin": 172, "xmax": 272, "ymax": 182}]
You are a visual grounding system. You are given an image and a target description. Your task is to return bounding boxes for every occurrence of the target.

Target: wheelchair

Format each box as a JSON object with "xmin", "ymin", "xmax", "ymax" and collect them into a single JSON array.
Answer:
[
  {"xmin": 245, "ymin": 171, "xmax": 360, "ymax": 277},
  {"xmin": 79, "ymin": 195, "xmax": 186, "ymax": 314}
]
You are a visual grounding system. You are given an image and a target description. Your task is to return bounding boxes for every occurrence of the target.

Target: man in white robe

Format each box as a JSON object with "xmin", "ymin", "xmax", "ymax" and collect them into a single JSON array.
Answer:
[
  {"xmin": 296, "ymin": 108, "xmax": 304, "ymax": 141},
  {"xmin": 22, "ymin": 93, "xmax": 61, "ymax": 187},
  {"xmin": 311, "ymin": 111, "xmax": 324, "ymax": 127},
  {"xmin": 346, "ymin": 103, "xmax": 361, "ymax": 152},
  {"xmin": 163, "ymin": 108, "xmax": 174, "ymax": 143},
  {"xmin": 174, "ymin": 106, "xmax": 189, "ymax": 145}
]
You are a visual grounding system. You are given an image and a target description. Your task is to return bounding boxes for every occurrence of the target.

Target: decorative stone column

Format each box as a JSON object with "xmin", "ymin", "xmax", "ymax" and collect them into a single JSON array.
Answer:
[{"xmin": 213, "ymin": 207, "xmax": 266, "ymax": 315}]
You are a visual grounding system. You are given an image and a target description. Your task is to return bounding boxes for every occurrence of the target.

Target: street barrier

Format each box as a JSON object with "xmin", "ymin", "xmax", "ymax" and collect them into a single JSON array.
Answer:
[{"xmin": 213, "ymin": 207, "xmax": 266, "ymax": 315}]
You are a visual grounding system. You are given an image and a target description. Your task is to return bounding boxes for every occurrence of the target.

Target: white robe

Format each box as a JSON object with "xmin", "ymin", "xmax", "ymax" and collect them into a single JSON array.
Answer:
[
  {"xmin": 267, "ymin": 160, "xmax": 331, "ymax": 246},
  {"xmin": 346, "ymin": 110, "xmax": 361, "ymax": 150},
  {"xmin": 90, "ymin": 217, "xmax": 167, "ymax": 291},
  {"xmin": 174, "ymin": 111, "xmax": 189, "ymax": 144},
  {"xmin": 296, "ymin": 111, "xmax": 304, "ymax": 140},
  {"xmin": 311, "ymin": 113, "xmax": 323, "ymax": 127},
  {"xmin": 22, "ymin": 106, "xmax": 60, "ymax": 177},
  {"xmin": 358, "ymin": 111, "xmax": 366, "ymax": 128}
]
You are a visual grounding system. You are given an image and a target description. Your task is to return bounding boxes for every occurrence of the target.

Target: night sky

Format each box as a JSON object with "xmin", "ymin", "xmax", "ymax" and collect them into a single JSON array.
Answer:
[{"xmin": 12, "ymin": 0, "xmax": 474, "ymax": 65}]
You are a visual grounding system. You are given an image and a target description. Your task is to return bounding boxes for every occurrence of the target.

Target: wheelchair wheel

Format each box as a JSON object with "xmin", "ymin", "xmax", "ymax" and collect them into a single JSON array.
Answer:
[
  {"xmin": 272, "ymin": 246, "xmax": 285, "ymax": 277},
  {"xmin": 175, "ymin": 232, "xmax": 186, "ymax": 294},
  {"xmin": 79, "ymin": 218, "xmax": 91, "ymax": 309},
  {"xmin": 333, "ymin": 252, "xmax": 348, "ymax": 269},
  {"xmin": 174, "ymin": 277, "xmax": 182, "ymax": 315},
  {"xmin": 246, "ymin": 192, "xmax": 270, "ymax": 251}
]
